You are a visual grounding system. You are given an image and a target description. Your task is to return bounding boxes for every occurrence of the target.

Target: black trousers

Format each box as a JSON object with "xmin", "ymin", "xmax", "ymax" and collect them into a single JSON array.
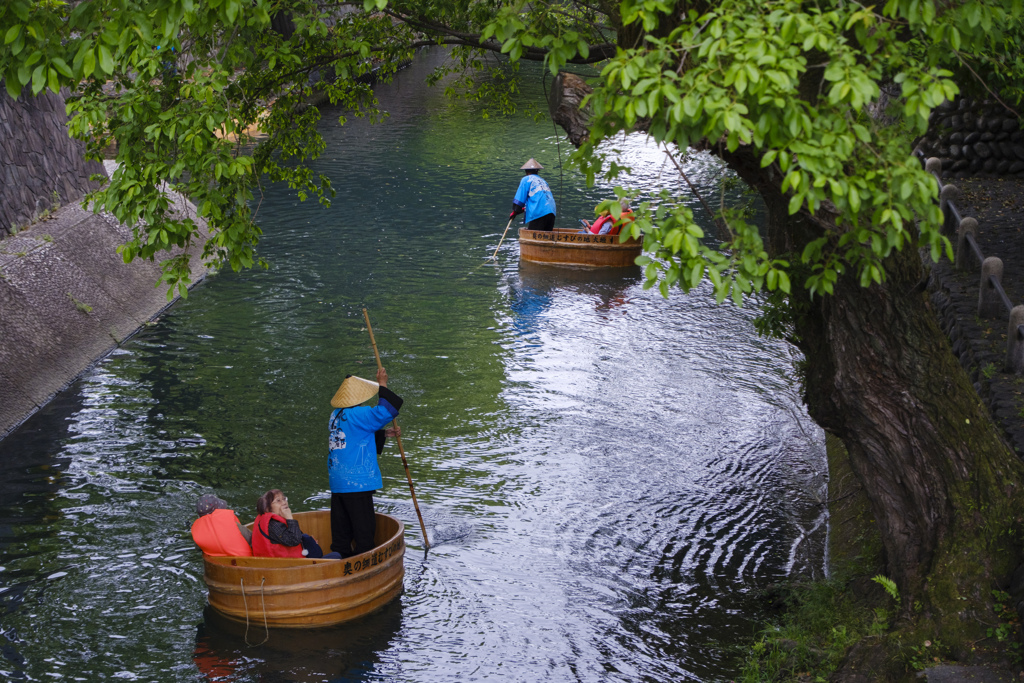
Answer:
[
  {"xmin": 330, "ymin": 491, "xmax": 376, "ymax": 557},
  {"xmin": 528, "ymin": 213, "xmax": 555, "ymax": 231}
]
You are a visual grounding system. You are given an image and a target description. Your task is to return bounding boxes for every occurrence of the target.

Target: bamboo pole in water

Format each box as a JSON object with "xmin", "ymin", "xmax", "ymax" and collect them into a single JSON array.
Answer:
[
  {"xmin": 362, "ymin": 308, "xmax": 430, "ymax": 549},
  {"xmin": 491, "ymin": 216, "xmax": 515, "ymax": 260}
]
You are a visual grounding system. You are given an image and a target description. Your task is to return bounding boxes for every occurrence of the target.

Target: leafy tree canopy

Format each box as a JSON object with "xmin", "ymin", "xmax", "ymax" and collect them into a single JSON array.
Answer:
[{"xmin": 0, "ymin": 0, "xmax": 1022, "ymax": 305}]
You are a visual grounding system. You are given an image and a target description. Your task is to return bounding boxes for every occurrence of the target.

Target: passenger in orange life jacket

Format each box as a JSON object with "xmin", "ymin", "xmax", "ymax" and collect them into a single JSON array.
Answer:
[
  {"xmin": 190, "ymin": 494, "xmax": 253, "ymax": 557},
  {"xmin": 252, "ymin": 489, "xmax": 340, "ymax": 559}
]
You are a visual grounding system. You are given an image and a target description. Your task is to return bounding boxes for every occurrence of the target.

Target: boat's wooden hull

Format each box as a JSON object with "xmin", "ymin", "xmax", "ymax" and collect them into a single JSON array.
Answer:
[
  {"xmin": 203, "ymin": 511, "xmax": 404, "ymax": 628},
  {"xmin": 518, "ymin": 227, "xmax": 642, "ymax": 268}
]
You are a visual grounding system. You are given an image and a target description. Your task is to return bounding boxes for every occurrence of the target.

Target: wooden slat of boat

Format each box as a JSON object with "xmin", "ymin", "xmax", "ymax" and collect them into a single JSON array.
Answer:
[
  {"xmin": 203, "ymin": 511, "xmax": 405, "ymax": 628},
  {"xmin": 204, "ymin": 560, "xmax": 399, "ymax": 594},
  {"xmin": 207, "ymin": 585, "xmax": 403, "ymax": 627},
  {"xmin": 206, "ymin": 556, "xmax": 337, "ymax": 568},
  {"xmin": 207, "ymin": 573, "xmax": 403, "ymax": 618},
  {"xmin": 518, "ymin": 227, "xmax": 642, "ymax": 268},
  {"xmin": 208, "ymin": 578, "xmax": 402, "ymax": 620}
]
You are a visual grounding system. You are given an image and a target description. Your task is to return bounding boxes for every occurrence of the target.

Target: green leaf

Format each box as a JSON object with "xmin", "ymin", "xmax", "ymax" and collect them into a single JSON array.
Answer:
[
  {"xmin": 30, "ymin": 64, "xmax": 44, "ymax": 94},
  {"xmin": 778, "ymin": 270, "xmax": 791, "ymax": 293},
  {"xmin": 860, "ymin": 265, "xmax": 872, "ymax": 287},
  {"xmin": 50, "ymin": 57, "xmax": 73, "ymax": 78},
  {"xmin": 690, "ymin": 263, "xmax": 703, "ymax": 288},
  {"xmin": 83, "ymin": 50, "xmax": 96, "ymax": 77},
  {"xmin": 4, "ymin": 24, "xmax": 22, "ymax": 45},
  {"xmin": 788, "ymin": 193, "xmax": 802, "ymax": 214},
  {"xmin": 848, "ymin": 186, "xmax": 861, "ymax": 213},
  {"xmin": 5, "ymin": 77, "xmax": 21, "ymax": 100},
  {"xmin": 98, "ymin": 45, "xmax": 114, "ymax": 75}
]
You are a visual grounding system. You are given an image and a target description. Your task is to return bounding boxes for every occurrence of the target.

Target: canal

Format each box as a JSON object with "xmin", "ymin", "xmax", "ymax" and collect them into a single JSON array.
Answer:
[{"xmin": 0, "ymin": 51, "xmax": 826, "ymax": 681}]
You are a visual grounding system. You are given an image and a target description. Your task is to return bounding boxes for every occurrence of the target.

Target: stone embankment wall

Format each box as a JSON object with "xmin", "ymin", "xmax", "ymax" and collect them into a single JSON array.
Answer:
[
  {"xmin": 916, "ymin": 98, "xmax": 1024, "ymax": 179},
  {"xmin": 0, "ymin": 87, "xmax": 210, "ymax": 438},
  {"xmin": 0, "ymin": 87, "xmax": 107, "ymax": 237},
  {"xmin": 0, "ymin": 181, "xmax": 209, "ymax": 438}
]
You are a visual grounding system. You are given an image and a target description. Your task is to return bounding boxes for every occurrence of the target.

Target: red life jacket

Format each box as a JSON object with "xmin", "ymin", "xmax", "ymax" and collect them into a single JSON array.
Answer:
[
  {"xmin": 190, "ymin": 508, "xmax": 252, "ymax": 557},
  {"xmin": 589, "ymin": 215, "xmax": 613, "ymax": 234},
  {"xmin": 251, "ymin": 513, "xmax": 304, "ymax": 558}
]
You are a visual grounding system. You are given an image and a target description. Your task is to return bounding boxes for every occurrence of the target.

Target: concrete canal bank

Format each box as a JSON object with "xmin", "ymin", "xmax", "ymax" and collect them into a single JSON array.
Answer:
[
  {"xmin": 0, "ymin": 186, "xmax": 209, "ymax": 438},
  {"xmin": 0, "ymin": 87, "xmax": 208, "ymax": 438}
]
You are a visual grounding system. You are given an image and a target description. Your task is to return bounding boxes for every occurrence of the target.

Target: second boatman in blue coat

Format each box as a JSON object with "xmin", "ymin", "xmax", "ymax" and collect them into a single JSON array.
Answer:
[{"xmin": 510, "ymin": 158, "xmax": 557, "ymax": 230}]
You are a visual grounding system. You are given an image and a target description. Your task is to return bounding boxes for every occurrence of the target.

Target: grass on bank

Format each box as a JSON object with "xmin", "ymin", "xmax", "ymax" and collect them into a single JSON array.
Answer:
[
  {"xmin": 739, "ymin": 574, "xmax": 892, "ymax": 682},
  {"xmin": 738, "ymin": 431, "xmax": 1023, "ymax": 681},
  {"xmin": 738, "ymin": 572, "xmax": 1023, "ymax": 682}
]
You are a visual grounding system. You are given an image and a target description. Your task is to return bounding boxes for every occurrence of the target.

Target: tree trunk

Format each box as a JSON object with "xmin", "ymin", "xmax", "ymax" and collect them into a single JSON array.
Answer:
[
  {"xmin": 798, "ymin": 246, "xmax": 1022, "ymax": 605},
  {"xmin": 724, "ymin": 148, "xmax": 1024, "ymax": 638},
  {"xmin": 548, "ymin": 73, "xmax": 591, "ymax": 148}
]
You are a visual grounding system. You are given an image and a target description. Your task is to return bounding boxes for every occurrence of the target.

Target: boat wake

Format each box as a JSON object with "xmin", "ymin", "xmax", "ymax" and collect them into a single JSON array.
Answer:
[
  {"xmin": 427, "ymin": 519, "xmax": 473, "ymax": 546},
  {"xmin": 379, "ymin": 499, "xmax": 473, "ymax": 547}
]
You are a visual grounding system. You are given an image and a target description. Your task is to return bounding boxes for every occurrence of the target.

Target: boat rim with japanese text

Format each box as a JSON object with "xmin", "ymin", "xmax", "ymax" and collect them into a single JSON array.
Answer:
[
  {"xmin": 202, "ymin": 510, "xmax": 405, "ymax": 628},
  {"xmin": 518, "ymin": 227, "xmax": 643, "ymax": 268}
]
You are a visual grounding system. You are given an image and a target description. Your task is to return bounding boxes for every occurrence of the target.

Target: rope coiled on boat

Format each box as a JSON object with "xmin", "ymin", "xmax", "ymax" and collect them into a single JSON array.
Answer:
[{"xmin": 240, "ymin": 577, "xmax": 269, "ymax": 647}]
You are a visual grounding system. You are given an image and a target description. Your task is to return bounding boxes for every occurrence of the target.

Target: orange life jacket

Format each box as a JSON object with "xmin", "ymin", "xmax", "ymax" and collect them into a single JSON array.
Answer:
[
  {"xmin": 251, "ymin": 513, "xmax": 304, "ymax": 558},
  {"xmin": 190, "ymin": 508, "xmax": 252, "ymax": 557},
  {"xmin": 607, "ymin": 210, "xmax": 634, "ymax": 236}
]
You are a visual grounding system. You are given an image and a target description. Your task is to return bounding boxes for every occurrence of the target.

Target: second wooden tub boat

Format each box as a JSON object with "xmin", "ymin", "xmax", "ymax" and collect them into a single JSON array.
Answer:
[
  {"xmin": 518, "ymin": 227, "xmax": 643, "ymax": 268},
  {"xmin": 202, "ymin": 511, "xmax": 404, "ymax": 628}
]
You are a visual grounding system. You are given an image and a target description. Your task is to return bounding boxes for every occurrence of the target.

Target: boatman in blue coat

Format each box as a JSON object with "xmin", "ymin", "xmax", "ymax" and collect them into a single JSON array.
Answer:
[
  {"xmin": 328, "ymin": 368, "xmax": 403, "ymax": 558},
  {"xmin": 510, "ymin": 158, "xmax": 557, "ymax": 230}
]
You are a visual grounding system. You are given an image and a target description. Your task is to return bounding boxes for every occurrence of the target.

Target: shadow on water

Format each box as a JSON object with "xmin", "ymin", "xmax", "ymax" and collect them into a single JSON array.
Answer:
[
  {"xmin": 505, "ymin": 261, "xmax": 640, "ymax": 341},
  {"xmin": 195, "ymin": 601, "xmax": 403, "ymax": 682}
]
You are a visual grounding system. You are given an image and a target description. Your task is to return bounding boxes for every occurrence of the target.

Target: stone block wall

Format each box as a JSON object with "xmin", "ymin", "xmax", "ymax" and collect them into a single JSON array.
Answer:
[
  {"xmin": 0, "ymin": 85, "xmax": 107, "ymax": 237},
  {"xmin": 916, "ymin": 98, "xmax": 1024, "ymax": 179}
]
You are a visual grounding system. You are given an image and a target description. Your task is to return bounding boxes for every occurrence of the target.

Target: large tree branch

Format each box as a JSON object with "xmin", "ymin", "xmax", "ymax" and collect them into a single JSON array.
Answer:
[{"xmin": 385, "ymin": 9, "xmax": 617, "ymax": 63}]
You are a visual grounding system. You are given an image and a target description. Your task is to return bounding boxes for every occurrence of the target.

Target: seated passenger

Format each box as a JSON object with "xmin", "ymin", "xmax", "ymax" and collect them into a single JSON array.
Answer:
[
  {"xmin": 579, "ymin": 203, "xmax": 634, "ymax": 236},
  {"xmin": 252, "ymin": 489, "xmax": 338, "ymax": 559},
  {"xmin": 600, "ymin": 203, "xmax": 634, "ymax": 236},
  {"xmin": 190, "ymin": 494, "xmax": 253, "ymax": 557}
]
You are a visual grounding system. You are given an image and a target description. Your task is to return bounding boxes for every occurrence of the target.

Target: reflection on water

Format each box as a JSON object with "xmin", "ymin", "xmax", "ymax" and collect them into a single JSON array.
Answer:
[
  {"xmin": 0, "ymin": 49, "xmax": 823, "ymax": 681},
  {"xmin": 195, "ymin": 602, "xmax": 404, "ymax": 682}
]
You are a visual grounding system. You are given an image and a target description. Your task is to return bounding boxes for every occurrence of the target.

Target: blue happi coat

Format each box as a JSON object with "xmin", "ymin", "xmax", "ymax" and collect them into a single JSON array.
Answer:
[
  {"xmin": 328, "ymin": 387, "xmax": 402, "ymax": 493},
  {"xmin": 513, "ymin": 174, "xmax": 556, "ymax": 223}
]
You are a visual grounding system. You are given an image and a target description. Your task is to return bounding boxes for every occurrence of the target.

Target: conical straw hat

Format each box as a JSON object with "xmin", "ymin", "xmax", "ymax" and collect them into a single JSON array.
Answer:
[
  {"xmin": 520, "ymin": 158, "xmax": 543, "ymax": 170},
  {"xmin": 331, "ymin": 375, "xmax": 380, "ymax": 408}
]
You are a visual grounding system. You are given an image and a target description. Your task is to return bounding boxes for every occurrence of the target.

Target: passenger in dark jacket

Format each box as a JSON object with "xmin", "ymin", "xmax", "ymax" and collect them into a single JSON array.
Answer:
[{"xmin": 252, "ymin": 489, "xmax": 338, "ymax": 559}]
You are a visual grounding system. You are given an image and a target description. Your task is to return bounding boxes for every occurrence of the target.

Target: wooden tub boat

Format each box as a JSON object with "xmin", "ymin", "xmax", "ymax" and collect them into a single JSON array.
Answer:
[
  {"xmin": 202, "ymin": 511, "xmax": 404, "ymax": 628},
  {"xmin": 518, "ymin": 227, "xmax": 643, "ymax": 268}
]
